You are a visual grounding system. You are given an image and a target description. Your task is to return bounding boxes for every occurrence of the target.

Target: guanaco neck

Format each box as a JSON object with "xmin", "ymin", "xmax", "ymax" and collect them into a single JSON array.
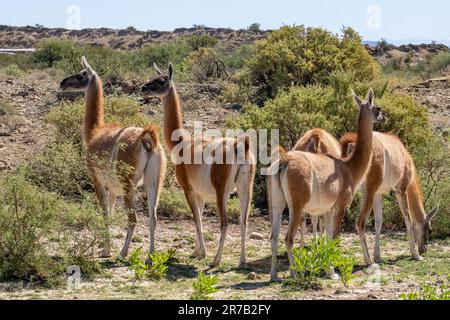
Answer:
[
  {"xmin": 84, "ymin": 74, "xmax": 104, "ymax": 143},
  {"xmin": 406, "ymin": 170, "xmax": 427, "ymax": 225},
  {"xmin": 162, "ymin": 85, "xmax": 184, "ymax": 152},
  {"xmin": 346, "ymin": 106, "xmax": 374, "ymax": 185}
]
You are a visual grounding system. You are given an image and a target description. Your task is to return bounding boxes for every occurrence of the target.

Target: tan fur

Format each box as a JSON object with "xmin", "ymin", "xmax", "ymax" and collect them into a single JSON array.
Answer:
[
  {"xmin": 268, "ymin": 93, "xmax": 379, "ymax": 281},
  {"xmin": 155, "ymin": 82, "xmax": 256, "ymax": 267},
  {"xmin": 294, "ymin": 128, "xmax": 342, "ymax": 159},
  {"xmin": 340, "ymin": 132, "xmax": 434, "ymax": 264},
  {"xmin": 293, "ymin": 129, "xmax": 342, "ymax": 242},
  {"xmin": 81, "ymin": 73, "xmax": 166, "ymax": 258}
]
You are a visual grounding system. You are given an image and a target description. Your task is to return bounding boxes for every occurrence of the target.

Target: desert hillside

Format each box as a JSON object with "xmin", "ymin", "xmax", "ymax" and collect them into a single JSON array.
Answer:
[{"xmin": 0, "ymin": 25, "xmax": 266, "ymax": 50}]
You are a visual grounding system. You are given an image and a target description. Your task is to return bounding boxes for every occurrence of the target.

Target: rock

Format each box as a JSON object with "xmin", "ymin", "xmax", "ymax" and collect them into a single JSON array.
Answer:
[
  {"xmin": 175, "ymin": 240, "xmax": 189, "ymax": 249},
  {"xmin": 250, "ymin": 232, "xmax": 264, "ymax": 240},
  {"xmin": 16, "ymin": 91, "xmax": 29, "ymax": 97},
  {"xmin": 0, "ymin": 124, "xmax": 11, "ymax": 136},
  {"xmin": 0, "ymin": 160, "xmax": 10, "ymax": 171},
  {"xmin": 247, "ymin": 272, "xmax": 258, "ymax": 280}
]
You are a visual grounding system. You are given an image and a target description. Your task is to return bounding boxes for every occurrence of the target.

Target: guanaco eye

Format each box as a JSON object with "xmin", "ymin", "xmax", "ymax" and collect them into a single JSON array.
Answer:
[
  {"xmin": 157, "ymin": 79, "xmax": 166, "ymax": 85},
  {"xmin": 76, "ymin": 75, "xmax": 83, "ymax": 81}
]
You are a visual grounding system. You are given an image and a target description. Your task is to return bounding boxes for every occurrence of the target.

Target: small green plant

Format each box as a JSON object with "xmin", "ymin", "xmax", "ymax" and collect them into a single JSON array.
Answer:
[
  {"xmin": 286, "ymin": 236, "xmax": 355, "ymax": 290},
  {"xmin": 128, "ymin": 247, "xmax": 149, "ymax": 280},
  {"xmin": 401, "ymin": 282, "xmax": 450, "ymax": 300},
  {"xmin": 4, "ymin": 64, "xmax": 23, "ymax": 76},
  {"xmin": 335, "ymin": 255, "xmax": 356, "ymax": 287},
  {"xmin": 128, "ymin": 248, "xmax": 176, "ymax": 280},
  {"xmin": 190, "ymin": 272, "xmax": 220, "ymax": 300}
]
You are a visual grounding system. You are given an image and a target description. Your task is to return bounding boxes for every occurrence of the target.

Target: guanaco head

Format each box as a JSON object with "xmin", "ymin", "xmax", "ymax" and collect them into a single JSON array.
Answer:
[
  {"xmin": 416, "ymin": 206, "xmax": 439, "ymax": 254},
  {"xmin": 60, "ymin": 56, "xmax": 96, "ymax": 92},
  {"xmin": 141, "ymin": 63, "xmax": 174, "ymax": 98},
  {"xmin": 352, "ymin": 89, "xmax": 387, "ymax": 123}
]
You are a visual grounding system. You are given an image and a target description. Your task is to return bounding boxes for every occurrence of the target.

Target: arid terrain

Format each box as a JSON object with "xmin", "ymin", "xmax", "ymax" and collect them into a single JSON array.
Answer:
[
  {"xmin": 0, "ymin": 25, "xmax": 449, "ymax": 300},
  {"xmin": 0, "ymin": 214, "xmax": 448, "ymax": 300}
]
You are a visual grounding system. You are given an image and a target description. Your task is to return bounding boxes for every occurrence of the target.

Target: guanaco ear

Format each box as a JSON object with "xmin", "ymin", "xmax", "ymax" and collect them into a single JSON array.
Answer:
[
  {"xmin": 154, "ymin": 63, "xmax": 163, "ymax": 75},
  {"xmin": 352, "ymin": 90, "xmax": 362, "ymax": 107},
  {"xmin": 426, "ymin": 206, "xmax": 439, "ymax": 224},
  {"xmin": 367, "ymin": 89, "xmax": 374, "ymax": 106},
  {"xmin": 168, "ymin": 63, "xmax": 174, "ymax": 81},
  {"xmin": 81, "ymin": 56, "xmax": 94, "ymax": 76}
]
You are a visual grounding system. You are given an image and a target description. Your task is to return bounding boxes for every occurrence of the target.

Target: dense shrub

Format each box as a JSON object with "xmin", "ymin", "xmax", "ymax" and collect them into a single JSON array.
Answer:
[
  {"xmin": 0, "ymin": 172, "xmax": 108, "ymax": 285},
  {"xmin": 25, "ymin": 142, "xmax": 92, "ymax": 198},
  {"xmin": 413, "ymin": 133, "xmax": 450, "ymax": 238},
  {"xmin": 247, "ymin": 25, "xmax": 380, "ymax": 101},
  {"xmin": 0, "ymin": 173, "xmax": 62, "ymax": 284},
  {"xmin": 187, "ymin": 48, "xmax": 228, "ymax": 83},
  {"xmin": 184, "ymin": 34, "xmax": 219, "ymax": 51},
  {"xmin": 3, "ymin": 64, "xmax": 23, "ymax": 76},
  {"xmin": 158, "ymin": 189, "xmax": 192, "ymax": 218},
  {"xmin": 33, "ymin": 40, "xmax": 81, "ymax": 70},
  {"xmin": 31, "ymin": 36, "xmax": 218, "ymax": 80}
]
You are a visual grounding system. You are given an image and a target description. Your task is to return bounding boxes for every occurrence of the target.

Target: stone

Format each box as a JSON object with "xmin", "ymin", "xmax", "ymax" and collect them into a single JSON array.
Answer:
[
  {"xmin": 247, "ymin": 272, "xmax": 258, "ymax": 280},
  {"xmin": 250, "ymin": 232, "xmax": 264, "ymax": 240}
]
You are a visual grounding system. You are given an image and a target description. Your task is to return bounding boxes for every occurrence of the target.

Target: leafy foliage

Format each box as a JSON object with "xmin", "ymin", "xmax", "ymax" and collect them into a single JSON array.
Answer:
[
  {"xmin": 128, "ymin": 247, "xmax": 176, "ymax": 280},
  {"xmin": 0, "ymin": 172, "xmax": 109, "ymax": 286},
  {"xmin": 247, "ymin": 25, "xmax": 380, "ymax": 101},
  {"xmin": 286, "ymin": 237, "xmax": 355, "ymax": 290},
  {"xmin": 401, "ymin": 282, "xmax": 450, "ymax": 300},
  {"xmin": 190, "ymin": 272, "xmax": 220, "ymax": 300}
]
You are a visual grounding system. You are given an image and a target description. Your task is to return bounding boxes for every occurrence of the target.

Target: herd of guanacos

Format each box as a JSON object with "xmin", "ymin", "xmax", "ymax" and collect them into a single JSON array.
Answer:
[{"xmin": 58, "ymin": 56, "xmax": 439, "ymax": 281}]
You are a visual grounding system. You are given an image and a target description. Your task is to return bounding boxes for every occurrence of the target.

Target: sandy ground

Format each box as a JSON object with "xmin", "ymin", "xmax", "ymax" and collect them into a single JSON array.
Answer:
[{"xmin": 0, "ymin": 213, "xmax": 448, "ymax": 300}]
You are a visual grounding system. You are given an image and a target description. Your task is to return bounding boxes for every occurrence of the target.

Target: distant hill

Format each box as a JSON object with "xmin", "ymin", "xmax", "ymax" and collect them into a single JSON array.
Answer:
[{"xmin": 0, "ymin": 25, "xmax": 267, "ymax": 50}]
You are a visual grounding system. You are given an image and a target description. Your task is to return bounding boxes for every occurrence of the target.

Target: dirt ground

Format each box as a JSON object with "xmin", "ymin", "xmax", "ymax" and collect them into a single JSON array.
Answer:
[{"xmin": 0, "ymin": 213, "xmax": 448, "ymax": 300}]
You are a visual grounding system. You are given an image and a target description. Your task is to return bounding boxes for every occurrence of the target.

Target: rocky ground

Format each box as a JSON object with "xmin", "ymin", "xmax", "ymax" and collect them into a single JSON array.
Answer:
[
  {"xmin": 0, "ymin": 214, "xmax": 448, "ymax": 300},
  {"xmin": 404, "ymin": 77, "xmax": 450, "ymax": 131},
  {"xmin": 371, "ymin": 43, "xmax": 449, "ymax": 67},
  {"xmin": 0, "ymin": 72, "xmax": 56, "ymax": 171}
]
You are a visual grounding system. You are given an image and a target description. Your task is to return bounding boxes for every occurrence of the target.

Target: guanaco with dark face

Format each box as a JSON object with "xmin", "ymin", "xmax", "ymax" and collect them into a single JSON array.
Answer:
[{"xmin": 60, "ymin": 57, "xmax": 166, "ymax": 258}]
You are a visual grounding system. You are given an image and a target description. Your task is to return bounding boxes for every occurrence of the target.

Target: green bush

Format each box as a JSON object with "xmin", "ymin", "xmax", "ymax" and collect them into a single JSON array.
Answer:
[
  {"xmin": 184, "ymin": 34, "xmax": 219, "ymax": 51},
  {"xmin": 190, "ymin": 272, "xmax": 220, "ymax": 300},
  {"xmin": 158, "ymin": 189, "xmax": 192, "ymax": 218},
  {"xmin": 4, "ymin": 64, "xmax": 23, "ymax": 77},
  {"xmin": 286, "ymin": 237, "xmax": 355, "ymax": 290},
  {"xmin": 0, "ymin": 173, "xmax": 62, "ymax": 284},
  {"xmin": 0, "ymin": 172, "xmax": 108, "ymax": 286},
  {"xmin": 412, "ymin": 133, "xmax": 450, "ymax": 238},
  {"xmin": 247, "ymin": 25, "xmax": 380, "ymax": 101},
  {"xmin": 33, "ymin": 40, "xmax": 81, "ymax": 70},
  {"xmin": 223, "ymin": 44, "xmax": 254, "ymax": 72},
  {"xmin": 429, "ymin": 52, "xmax": 450, "ymax": 74},
  {"xmin": 187, "ymin": 48, "xmax": 228, "ymax": 83},
  {"xmin": 248, "ymin": 23, "xmax": 262, "ymax": 33},
  {"xmin": 25, "ymin": 142, "xmax": 92, "ymax": 198}
]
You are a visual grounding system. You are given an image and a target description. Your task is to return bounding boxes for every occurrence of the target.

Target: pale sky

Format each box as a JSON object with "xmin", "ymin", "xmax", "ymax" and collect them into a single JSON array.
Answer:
[{"xmin": 1, "ymin": 0, "xmax": 450, "ymax": 44}]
